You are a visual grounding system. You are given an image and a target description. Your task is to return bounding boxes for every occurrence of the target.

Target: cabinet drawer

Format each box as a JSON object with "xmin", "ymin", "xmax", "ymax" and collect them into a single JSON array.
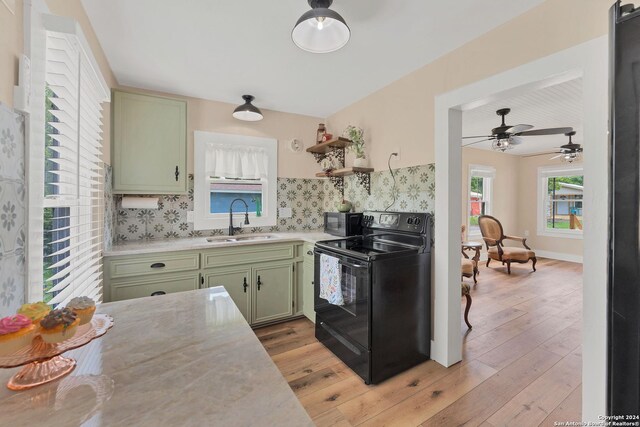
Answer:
[
  {"xmin": 201, "ymin": 244, "xmax": 294, "ymax": 269},
  {"xmin": 110, "ymin": 273, "xmax": 199, "ymax": 302},
  {"xmin": 108, "ymin": 253, "xmax": 199, "ymax": 279}
]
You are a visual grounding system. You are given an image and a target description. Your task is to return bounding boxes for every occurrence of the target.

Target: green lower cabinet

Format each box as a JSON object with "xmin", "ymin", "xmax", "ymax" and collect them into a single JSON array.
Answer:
[
  {"xmin": 252, "ymin": 262, "xmax": 294, "ymax": 325},
  {"xmin": 203, "ymin": 267, "xmax": 251, "ymax": 323},
  {"xmin": 110, "ymin": 273, "xmax": 199, "ymax": 302},
  {"xmin": 302, "ymin": 262, "xmax": 316, "ymax": 323}
]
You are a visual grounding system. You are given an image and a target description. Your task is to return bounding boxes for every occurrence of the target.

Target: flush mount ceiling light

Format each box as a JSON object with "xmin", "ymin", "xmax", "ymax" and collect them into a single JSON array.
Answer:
[
  {"xmin": 232, "ymin": 95, "xmax": 263, "ymax": 121},
  {"xmin": 292, "ymin": 0, "xmax": 350, "ymax": 54}
]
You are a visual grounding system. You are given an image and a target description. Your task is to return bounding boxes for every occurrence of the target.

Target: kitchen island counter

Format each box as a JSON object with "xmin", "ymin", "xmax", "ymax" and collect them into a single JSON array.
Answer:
[{"xmin": 0, "ymin": 287, "xmax": 313, "ymax": 426}]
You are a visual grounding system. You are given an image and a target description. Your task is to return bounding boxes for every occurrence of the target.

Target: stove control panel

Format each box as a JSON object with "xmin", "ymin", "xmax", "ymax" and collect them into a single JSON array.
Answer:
[{"xmin": 362, "ymin": 211, "xmax": 430, "ymax": 233}]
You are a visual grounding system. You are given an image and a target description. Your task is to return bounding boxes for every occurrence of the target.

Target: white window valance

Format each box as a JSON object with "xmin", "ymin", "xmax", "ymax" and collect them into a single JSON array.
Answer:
[{"xmin": 205, "ymin": 143, "xmax": 268, "ymax": 179}]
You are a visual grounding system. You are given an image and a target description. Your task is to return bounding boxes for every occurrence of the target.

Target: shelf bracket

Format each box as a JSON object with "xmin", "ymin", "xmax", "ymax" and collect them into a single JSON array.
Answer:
[
  {"xmin": 331, "ymin": 147, "xmax": 345, "ymax": 168},
  {"xmin": 355, "ymin": 171, "xmax": 371, "ymax": 195},
  {"xmin": 329, "ymin": 176, "xmax": 345, "ymax": 197}
]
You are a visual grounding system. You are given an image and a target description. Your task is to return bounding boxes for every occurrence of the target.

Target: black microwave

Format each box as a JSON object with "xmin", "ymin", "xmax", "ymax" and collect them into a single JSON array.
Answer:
[{"xmin": 324, "ymin": 212, "xmax": 363, "ymax": 237}]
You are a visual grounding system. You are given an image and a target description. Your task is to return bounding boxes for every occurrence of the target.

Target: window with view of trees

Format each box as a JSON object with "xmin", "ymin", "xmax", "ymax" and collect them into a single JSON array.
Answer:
[
  {"xmin": 538, "ymin": 166, "xmax": 584, "ymax": 238},
  {"xmin": 468, "ymin": 166, "xmax": 495, "ymax": 236},
  {"xmin": 28, "ymin": 20, "xmax": 109, "ymax": 305}
]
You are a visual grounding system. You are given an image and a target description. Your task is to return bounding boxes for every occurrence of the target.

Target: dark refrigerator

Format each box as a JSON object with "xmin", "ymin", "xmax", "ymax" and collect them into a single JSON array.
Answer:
[{"xmin": 609, "ymin": 1, "xmax": 640, "ymax": 415}]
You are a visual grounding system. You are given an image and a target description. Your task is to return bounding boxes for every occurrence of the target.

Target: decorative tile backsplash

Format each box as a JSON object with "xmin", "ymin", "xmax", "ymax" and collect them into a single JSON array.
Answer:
[
  {"xmin": 112, "ymin": 176, "xmax": 326, "ymax": 242},
  {"xmin": 324, "ymin": 164, "xmax": 436, "ymax": 215},
  {"xmin": 0, "ymin": 104, "xmax": 26, "ymax": 317},
  {"xmin": 108, "ymin": 163, "xmax": 436, "ymax": 243}
]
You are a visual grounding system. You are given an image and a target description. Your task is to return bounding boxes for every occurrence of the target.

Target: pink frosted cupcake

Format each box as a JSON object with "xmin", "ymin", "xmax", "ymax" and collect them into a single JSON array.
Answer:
[{"xmin": 0, "ymin": 315, "xmax": 36, "ymax": 355}]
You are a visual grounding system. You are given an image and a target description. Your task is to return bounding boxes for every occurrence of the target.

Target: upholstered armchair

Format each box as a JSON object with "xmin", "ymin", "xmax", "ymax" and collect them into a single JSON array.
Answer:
[
  {"xmin": 461, "ymin": 225, "xmax": 478, "ymax": 283},
  {"xmin": 478, "ymin": 215, "xmax": 537, "ymax": 274}
]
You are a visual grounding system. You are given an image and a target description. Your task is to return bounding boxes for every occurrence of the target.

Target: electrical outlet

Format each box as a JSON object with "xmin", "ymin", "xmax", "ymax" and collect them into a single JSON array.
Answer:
[
  {"xmin": 187, "ymin": 211, "xmax": 194, "ymax": 223},
  {"xmin": 279, "ymin": 207, "xmax": 292, "ymax": 218}
]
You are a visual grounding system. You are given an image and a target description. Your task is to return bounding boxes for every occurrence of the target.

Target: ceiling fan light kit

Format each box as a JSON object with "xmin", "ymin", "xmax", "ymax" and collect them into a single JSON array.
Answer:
[
  {"xmin": 292, "ymin": 0, "xmax": 350, "ymax": 53},
  {"xmin": 232, "ymin": 95, "xmax": 264, "ymax": 121}
]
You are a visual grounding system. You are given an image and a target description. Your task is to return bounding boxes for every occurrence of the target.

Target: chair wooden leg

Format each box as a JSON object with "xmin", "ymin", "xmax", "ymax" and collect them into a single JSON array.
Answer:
[
  {"xmin": 506, "ymin": 261, "xmax": 511, "ymax": 274},
  {"xmin": 473, "ymin": 268, "xmax": 477, "ymax": 284},
  {"xmin": 531, "ymin": 257, "xmax": 537, "ymax": 272},
  {"xmin": 464, "ymin": 294, "xmax": 472, "ymax": 329},
  {"xmin": 486, "ymin": 258, "xmax": 491, "ymax": 268}
]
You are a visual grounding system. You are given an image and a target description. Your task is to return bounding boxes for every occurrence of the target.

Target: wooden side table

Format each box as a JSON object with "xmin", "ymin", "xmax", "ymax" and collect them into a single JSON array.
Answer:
[{"xmin": 462, "ymin": 241, "xmax": 482, "ymax": 283}]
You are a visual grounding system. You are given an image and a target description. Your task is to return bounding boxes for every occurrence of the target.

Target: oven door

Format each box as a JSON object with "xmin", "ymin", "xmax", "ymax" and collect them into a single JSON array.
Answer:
[{"xmin": 314, "ymin": 248, "xmax": 370, "ymax": 349}]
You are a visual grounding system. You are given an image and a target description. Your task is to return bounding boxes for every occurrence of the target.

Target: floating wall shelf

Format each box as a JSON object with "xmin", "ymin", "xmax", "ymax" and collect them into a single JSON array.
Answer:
[{"xmin": 308, "ymin": 137, "xmax": 374, "ymax": 196}]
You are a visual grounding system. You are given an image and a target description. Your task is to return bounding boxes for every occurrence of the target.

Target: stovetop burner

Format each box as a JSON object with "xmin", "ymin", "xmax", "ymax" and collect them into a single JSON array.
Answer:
[{"xmin": 315, "ymin": 235, "xmax": 420, "ymax": 260}]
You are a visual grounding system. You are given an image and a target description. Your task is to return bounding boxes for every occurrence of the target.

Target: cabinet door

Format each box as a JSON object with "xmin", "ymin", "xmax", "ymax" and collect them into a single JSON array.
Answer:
[
  {"xmin": 110, "ymin": 273, "xmax": 199, "ymax": 302},
  {"xmin": 112, "ymin": 91, "xmax": 187, "ymax": 194},
  {"xmin": 203, "ymin": 268, "xmax": 251, "ymax": 323},
  {"xmin": 252, "ymin": 262, "xmax": 294, "ymax": 324},
  {"xmin": 303, "ymin": 263, "xmax": 316, "ymax": 323}
]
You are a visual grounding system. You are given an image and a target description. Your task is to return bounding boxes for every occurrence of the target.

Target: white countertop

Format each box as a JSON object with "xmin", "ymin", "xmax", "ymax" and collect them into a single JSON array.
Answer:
[
  {"xmin": 104, "ymin": 231, "xmax": 336, "ymax": 257},
  {"xmin": 0, "ymin": 287, "xmax": 314, "ymax": 427}
]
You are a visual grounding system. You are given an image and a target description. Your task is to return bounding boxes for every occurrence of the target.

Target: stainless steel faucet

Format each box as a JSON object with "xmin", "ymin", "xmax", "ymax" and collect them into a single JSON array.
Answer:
[{"xmin": 229, "ymin": 198, "xmax": 250, "ymax": 236}]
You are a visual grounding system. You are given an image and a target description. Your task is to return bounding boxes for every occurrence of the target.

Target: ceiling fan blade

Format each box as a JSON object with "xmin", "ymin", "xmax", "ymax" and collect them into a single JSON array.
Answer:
[
  {"xmin": 462, "ymin": 135, "xmax": 492, "ymax": 139},
  {"xmin": 462, "ymin": 138, "xmax": 493, "ymax": 147},
  {"xmin": 505, "ymin": 124, "xmax": 533, "ymax": 134},
  {"xmin": 515, "ymin": 127, "xmax": 574, "ymax": 136},
  {"xmin": 522, "ymin": 151, "xmax": 560, "ymax": 158}
]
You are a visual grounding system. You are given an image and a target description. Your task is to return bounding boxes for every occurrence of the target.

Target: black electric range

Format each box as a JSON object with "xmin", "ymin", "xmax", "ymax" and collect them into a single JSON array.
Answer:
[{"xmin": 313, "ymin": 211, "xmax": 432, "ymax": 384}]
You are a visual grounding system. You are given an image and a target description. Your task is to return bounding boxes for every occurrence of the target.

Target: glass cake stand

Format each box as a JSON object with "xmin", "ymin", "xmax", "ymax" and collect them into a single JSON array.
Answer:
[{"xmin": 0, "ymin": 314, "xmax": 114, "ymax": 391}]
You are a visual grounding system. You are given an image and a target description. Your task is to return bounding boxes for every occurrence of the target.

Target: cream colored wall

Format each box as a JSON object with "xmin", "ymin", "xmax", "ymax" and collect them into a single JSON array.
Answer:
[
  {"xmin": 461, "ymin": 147, "xmax": 519, "ymax": 238},
  {"xmin": 116, "ymin": 86, "xmax": 324, "ymax": 178},
  {"xmin": 0, "ymin": 0, "xmax": 23, "ymax": 107},
  {"xmin": 327, "ymin": 0, "xmax": 611, "ymax": 171},
  {"xmin": 516, "ymin": 155, "xmax": 584, "ymax": 258},
  {"xmin": 461, "ymin": 147, "xmax": 584, "ymax": 258}
]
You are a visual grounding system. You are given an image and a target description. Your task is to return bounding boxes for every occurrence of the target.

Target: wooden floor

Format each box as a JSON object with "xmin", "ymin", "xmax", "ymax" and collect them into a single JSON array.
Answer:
[{"xmin": 256, "ymin": 258, "xmax": 583, "ymax": 427}]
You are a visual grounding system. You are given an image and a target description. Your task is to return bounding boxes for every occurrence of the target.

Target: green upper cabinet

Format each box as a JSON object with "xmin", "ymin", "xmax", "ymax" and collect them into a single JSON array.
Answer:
[{"xmin": 112, "ymin": 91, "xmax": 187, "ymax": 194}]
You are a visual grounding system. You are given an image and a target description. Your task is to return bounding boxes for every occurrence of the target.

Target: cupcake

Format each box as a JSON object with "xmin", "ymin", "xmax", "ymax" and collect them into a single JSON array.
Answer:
[
  {"xmin": 17, "ymin": 301, "xmax": 51, "ymax": 326},
  {"xmin": 66, "ymin": 297, "xmax": 96, "ymax": 325},
  {"xmin": 0, "ymin": 314, "xmax": 36, "ymax": 355},
  {"xmin": 39, "ymin": 308, "xmax": 80, "ymax": 344}
]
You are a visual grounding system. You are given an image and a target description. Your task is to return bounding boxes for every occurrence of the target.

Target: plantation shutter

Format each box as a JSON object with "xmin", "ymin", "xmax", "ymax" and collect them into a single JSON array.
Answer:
[{"xmin": 42, "ymin": 26, "xmax": 108, "ymax": 306}]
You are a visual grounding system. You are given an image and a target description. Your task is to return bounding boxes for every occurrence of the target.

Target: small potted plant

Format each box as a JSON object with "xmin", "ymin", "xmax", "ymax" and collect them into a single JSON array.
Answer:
[{"xmin": 343, "ymin": 125, "xmax": 367, "ymax": 168}]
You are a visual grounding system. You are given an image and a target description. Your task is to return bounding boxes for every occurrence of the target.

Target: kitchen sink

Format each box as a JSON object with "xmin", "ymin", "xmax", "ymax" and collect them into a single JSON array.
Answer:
[{"xmin": 206, "ymin": 234, "xmax": 277, "ymax": 244}]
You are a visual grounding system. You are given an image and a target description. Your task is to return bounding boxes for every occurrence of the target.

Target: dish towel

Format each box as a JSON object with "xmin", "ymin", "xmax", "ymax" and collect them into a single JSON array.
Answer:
[{"xmin": 319, "ymin": 254, "xmax": 344, "ymax": 306}]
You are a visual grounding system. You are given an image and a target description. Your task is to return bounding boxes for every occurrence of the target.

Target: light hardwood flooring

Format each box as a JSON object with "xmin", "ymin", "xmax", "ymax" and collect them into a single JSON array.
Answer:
[{"xmin": 257, "ymin": 258, "xmax": 583, "ymax": 426}]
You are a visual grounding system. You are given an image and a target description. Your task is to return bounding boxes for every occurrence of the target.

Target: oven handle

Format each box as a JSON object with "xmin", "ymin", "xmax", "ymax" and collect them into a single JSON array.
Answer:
[{"xmin": 339, "ymin": 261, "xmax": 367, "ymax": 269}]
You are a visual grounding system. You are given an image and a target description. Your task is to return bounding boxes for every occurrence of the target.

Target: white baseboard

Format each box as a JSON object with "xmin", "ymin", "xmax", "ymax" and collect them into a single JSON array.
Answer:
[{"xmin": 534, "ymin": 249, "xmax": 583, "ymax": 264}]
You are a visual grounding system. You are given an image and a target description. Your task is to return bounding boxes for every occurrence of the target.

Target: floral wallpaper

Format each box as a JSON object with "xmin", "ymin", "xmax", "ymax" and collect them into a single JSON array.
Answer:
[
  {"xmin": 0, "ymin": 104, "xmax": 26, "ymax": 317},
  {"xmin": 109, "ymin": 163, "xmax": 436, "ymax": 243}
]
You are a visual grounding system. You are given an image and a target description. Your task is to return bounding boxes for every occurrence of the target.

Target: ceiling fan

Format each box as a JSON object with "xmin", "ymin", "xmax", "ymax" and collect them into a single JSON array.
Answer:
[
  {"xmin": 463, "ymin": 108, "xmax": 574, "ymax": 152},
  {"xmin": 523, "ymin": 131, "xmax": 583, "ymax": 163}
]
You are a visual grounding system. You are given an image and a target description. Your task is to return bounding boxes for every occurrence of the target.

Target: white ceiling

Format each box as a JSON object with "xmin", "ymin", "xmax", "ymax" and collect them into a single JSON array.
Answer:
[
  {"xmin": 80, "ymin": 0, "xmax": 546, "ymax": 118},
  {"xmin": 462, "ymin": 78, "xmax": 584, "ymax": 156}
]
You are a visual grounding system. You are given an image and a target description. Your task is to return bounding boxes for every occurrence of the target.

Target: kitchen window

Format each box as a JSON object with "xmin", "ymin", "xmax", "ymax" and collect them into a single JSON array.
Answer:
[
  {"xmin": 537, "ymin": 165, "xmax": 584, "ymax": 238},
  {"xmin": 467, "ymin": 165, "xmax": 495, "ymax": 237},
  {"xmin": 193, "ymin": 131, "xmax": 277, "ymax": 230},
  {"xmin": 28, "ymin": 14, "xmax": 110, "ymax": 304}
]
